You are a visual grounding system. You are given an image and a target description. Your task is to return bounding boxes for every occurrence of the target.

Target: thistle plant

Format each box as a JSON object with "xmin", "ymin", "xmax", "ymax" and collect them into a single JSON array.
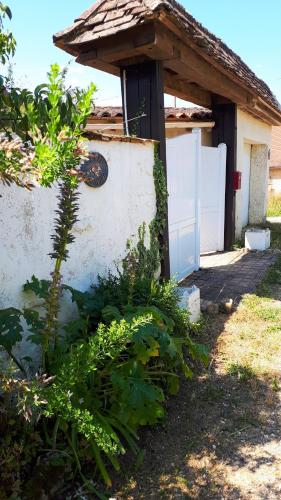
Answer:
[
  {"xmin": 24, "ymin": 64, "xmax": 96, "ymax": 368},
  {"xmin": 44, "ymin": 180, "xmax": 80, "ymax": 358},
  {"xmin": 0, "ymin": 62, "xmax": 96, "ymax": 369}
]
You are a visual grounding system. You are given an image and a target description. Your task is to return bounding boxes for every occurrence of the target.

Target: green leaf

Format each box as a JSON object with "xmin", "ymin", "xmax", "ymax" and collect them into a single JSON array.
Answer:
[
  {"xmin": 23, "ymin": 275, "xmax": 50, "ymax": 299},
  {"xmin": 3, "ymin": 5, "xmax": 12, "ymax": 19},
  {"xmin": 188, "ymin": 340, "xmax": 209, "ymax": 367},
  {"xmin": 23, "ymin": 308, "xmax": 45, "ymax": 345},
  {"xmin": 167, "ymin": 374, "xmax": 180, "ymax": 395},
  {"xmin": 101, "ymin": 305, "xmax": 122, "ymax": 324},
  {"xmin": 0, "ymin": 307, "xmax": 23, "ymax": 353},
  {"xmin": 111, "ymin": 360, "xmax": 165, "ymax": 427},
  {"xmin": 62, "ymin": 318, "xmax": 89, "ymax": 345},
  {"xmin": 63, "ymin": 285, "xmax": 102, "ymax": 319}
]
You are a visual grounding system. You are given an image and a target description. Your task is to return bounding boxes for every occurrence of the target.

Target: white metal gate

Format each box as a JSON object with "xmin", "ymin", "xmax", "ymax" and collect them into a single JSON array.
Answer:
[
  {"xmin": 167, "ymin": 130, "xmax": 227, "ymax": 281},
  {"xmin": 167, "ymin": 129, "xmax": 201, "ymax": 281},
  {"xmin": 200, "ymin": 143, "xmax": 227, "ymax": 254}
]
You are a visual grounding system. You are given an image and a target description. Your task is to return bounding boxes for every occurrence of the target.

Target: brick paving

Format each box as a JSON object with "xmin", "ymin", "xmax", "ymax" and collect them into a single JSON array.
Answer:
[{"xmin": 181, "ymin": 250, "xmax": 278, "ymax": 305}]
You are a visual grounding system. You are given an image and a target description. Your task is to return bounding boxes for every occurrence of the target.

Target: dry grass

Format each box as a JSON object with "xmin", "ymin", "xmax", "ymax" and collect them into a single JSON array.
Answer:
[{"xmin": 217, "ymin": 292, "xmax": 281, "ymax": 379}]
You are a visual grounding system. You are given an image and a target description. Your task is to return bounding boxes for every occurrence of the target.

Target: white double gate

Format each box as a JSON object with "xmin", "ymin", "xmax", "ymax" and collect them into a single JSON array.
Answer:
[{"xmin": 166, "ymin": 129, "xmax": 227, "ymax": 282}]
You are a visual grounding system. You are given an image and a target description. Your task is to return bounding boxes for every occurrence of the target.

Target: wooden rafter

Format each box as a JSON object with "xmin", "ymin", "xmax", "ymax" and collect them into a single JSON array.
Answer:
[
  {"xmin": 69, "ymin": 19, "xmax": 280, "ymax": 124},
  {"xmin": 164, "ymin": 72, "xmax": 211, "ymax": 107}
]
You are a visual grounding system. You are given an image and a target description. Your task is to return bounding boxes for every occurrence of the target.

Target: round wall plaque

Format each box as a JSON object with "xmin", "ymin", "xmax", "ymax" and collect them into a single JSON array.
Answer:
[{"xmin": 80, "ymin": 152, "xmax": 109, "ymax": 188}]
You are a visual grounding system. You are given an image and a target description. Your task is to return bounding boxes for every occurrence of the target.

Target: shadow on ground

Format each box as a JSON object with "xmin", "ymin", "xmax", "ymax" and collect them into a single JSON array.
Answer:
[
  {"xmin": 182, "ymin": 250, "xmax": 277, "ymax": 305},
  {"xmin": 110, "ymin": 280, "xmax": 281, "ymax": 500}
]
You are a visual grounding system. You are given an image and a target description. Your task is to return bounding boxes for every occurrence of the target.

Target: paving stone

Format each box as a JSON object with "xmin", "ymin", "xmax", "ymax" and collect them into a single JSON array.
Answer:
[{"xmin": 180, "ymin": 250, "xmax": 278, "ymax": 307}]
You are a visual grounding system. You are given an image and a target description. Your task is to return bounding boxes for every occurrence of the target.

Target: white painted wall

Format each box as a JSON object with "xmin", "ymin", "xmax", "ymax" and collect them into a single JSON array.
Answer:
[
  {"xmin": 0, "ymin": 139, "xmax": 156, "ymax": 317},
  {"xmin": 236, "ymin": 109, "xmax": 271, "ymax": 238}
]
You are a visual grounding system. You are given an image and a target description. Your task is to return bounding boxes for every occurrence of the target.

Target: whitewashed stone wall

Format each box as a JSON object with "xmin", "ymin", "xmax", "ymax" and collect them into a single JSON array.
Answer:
[{"xmin": 0, "ymin": 137, "xmax": 156, "ymax": 317}]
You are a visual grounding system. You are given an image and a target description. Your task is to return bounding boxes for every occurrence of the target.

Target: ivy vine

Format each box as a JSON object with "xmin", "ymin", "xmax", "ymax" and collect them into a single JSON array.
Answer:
[{"xmin": 122, "ymin": 144, "xmax": 168, "ymax": 283}]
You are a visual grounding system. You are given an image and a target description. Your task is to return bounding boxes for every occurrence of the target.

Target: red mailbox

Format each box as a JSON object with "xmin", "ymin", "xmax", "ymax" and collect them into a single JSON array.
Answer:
[{"xmin": 233, "ymin": 171, "xmax": 242, "ymax": 190}]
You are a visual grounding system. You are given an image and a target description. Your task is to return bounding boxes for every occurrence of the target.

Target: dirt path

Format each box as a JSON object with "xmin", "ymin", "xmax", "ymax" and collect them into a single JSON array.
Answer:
[{"xmin": 112, "ymin": 257, "xmax": 281, "ymax": 500}]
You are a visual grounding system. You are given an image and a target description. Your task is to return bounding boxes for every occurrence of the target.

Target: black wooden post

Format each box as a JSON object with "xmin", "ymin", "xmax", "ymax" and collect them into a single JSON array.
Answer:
[
  {"xmin": 212, "ymin": 103, "xmax": 237, "ymax": 250},
  {"xmin": 121, "ymin": 61, "xmax": 170, "ymax": 279}
]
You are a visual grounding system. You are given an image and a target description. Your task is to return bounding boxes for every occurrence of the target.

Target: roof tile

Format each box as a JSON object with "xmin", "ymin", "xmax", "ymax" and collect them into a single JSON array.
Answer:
[
  {"xmin": 84, "ymin": 11, "xmax": 107, "ymax": 26},
  {"xmin": 54, "ymin": 0, "xmax": 280, "ymax": 114},
  {"xmin": 99, "ymin": 0, "xmax": 118, "ymax": 12},
  {"xmin": 105, "ymin": 9, "xmax": 126, "ymax": 22},
  {"xmin": 90, "ymin": 106, "xmax": 213, "ymax": 122}
]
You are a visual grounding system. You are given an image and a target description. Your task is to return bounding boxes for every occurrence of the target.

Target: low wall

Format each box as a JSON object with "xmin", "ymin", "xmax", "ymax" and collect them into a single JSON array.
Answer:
[{"xmin": 0, "ymin": 136, "xmax": 156, "ymax": 318}]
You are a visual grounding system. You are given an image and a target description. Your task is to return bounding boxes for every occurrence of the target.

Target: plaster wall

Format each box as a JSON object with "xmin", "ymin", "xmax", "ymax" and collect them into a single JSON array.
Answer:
[
  {"xmin": 235, "ymin": 109, "xmax": 271, "ymax": 237},
  {"xmin": 165, "ymin": 127, "xmax": 212, "ymax": 145},
  {"xmin": 0, "ymin": 139, "xmax": 156, "ymax": 319}
]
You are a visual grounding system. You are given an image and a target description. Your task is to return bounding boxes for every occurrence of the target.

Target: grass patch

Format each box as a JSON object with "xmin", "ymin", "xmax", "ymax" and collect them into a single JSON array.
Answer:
[
  {"xmin": 227, "ymin": 363, "xmax": 256, "ymax": 382},
  {"xmin": 257, "ymin": 253, "xmax": 281, "ymax": 296},
  {"xmin": 266, "ymin": 222, "xmax": 281, "ymax": 249},
  {"xmin": 217, "ymin": 244, "xmax": 281, "ymax": 378},
  {"xmin": 219, "ymin": 293, "xmax": 281, "ymax": 377},
  {"xmin": 267, "ymin": 193, "xmax": 281, "ymax": 217}
]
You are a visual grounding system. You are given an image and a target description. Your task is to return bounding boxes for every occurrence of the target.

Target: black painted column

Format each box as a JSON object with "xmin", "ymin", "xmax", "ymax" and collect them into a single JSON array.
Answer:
[
  {"xmin": 212, "ymin": 103, "xmax": 237, "ymax": 250},
  {"xmin": 121, "ymin": 61, "xmax": 170, "ymax": 279}
]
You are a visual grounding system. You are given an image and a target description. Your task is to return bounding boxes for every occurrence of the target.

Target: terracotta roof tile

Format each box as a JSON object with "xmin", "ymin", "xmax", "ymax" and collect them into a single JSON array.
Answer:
[
  {"xmin": 54, "ymin": 0, "xmax": 280, "ymax": 114},
  {"xmin": 90, "ymin": 106, "xmax": 213, "ymax": 122}
]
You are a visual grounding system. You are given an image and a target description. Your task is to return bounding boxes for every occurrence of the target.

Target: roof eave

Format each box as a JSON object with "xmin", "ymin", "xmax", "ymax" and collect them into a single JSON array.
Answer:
[{"xmin": 53, "ymin": 2, "xmax": 281, "ymax": 125}]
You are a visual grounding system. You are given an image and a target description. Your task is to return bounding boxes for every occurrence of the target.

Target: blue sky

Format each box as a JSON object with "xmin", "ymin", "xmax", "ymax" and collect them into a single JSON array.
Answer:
[{"xmin": 6, "ymin": 0, "xmax": 281, "ymax": 107}]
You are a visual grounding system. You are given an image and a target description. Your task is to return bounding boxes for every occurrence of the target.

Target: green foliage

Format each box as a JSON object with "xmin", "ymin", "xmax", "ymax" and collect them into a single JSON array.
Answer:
[
  {"xmin": 227, "ymin": 363, "xmax": 256, "ymax": 382},
  {"xmin": 0, "ymin": 262, "xmax": 208, "ymax": 490},
  {"xmin": 23, "ymin": 275, "xmax": 50, "ymax": 299},
  {"xmin": 50, "ymin": 180, "xmax": 80, "ymax": 261},
  {"xmin": 0, "ymin": 2, "xmax": 15, "ymax": 65},
  {"xmin": 0, "ymin": 64, "xmax": 96, "ymax": 189},
  {"xmin": 26, "ymin": 304, "xmax": 201, "ymax": 487},
  {"xmin": 151, "ymin": 145, "xmax": 169, "ymax": 260},
  {"xmin": 26, "ymin": 64, "xmax": 96, "ymax": 187},
  {"xmin": 0, "ymin": 307, "xmax": 22, "ymax": 353}
]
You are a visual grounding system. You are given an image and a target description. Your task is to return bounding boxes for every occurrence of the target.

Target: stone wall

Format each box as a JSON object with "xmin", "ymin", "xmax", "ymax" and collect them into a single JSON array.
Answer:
[{"xmin": 0, "ymin": 137, "xmax": 156, "ymax": 317}]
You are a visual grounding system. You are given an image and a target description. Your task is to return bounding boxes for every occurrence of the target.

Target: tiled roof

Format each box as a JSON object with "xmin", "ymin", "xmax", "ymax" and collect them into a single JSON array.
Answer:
[
  {"xmin": 90, "ymin": 106, "xmax": 213, "ymax": 121},
  {"xmin": 54, "ymin": 0, "xmax": 281, "ymax": 115}
]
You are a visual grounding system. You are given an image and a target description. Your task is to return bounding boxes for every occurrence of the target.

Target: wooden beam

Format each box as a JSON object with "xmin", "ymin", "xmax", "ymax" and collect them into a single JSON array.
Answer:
[
  {"xmin": 164, "ymin": 72, "xmax": 212, "ymax": 107},
  {"xmin": 76, "ymin": 24, "xmax": 157, "ymax": 75},
  {"xmin": 255, "ymin": 99, "xmax": 281, "ymax": 126},
  {"xmin": 98, "ymin": 25, "xmax": 156, "ymax": 63},
  {"xmin": 212, "ymin": 103, "xmax": 237, "ymax": 250},
  {"xmin": 86, "ymin": 121, "xmax": 215, "ymax": 131},
  {"xmin": 152, "ymin": 24, "xmax": 253, "ymax": 104},
  {"xmin": 77, "ymin": 50, "xmax": 120, "ymax": 76},
  {"xmin": 121, "ymin": 61, "xmax": 170, "ymax": 279}
]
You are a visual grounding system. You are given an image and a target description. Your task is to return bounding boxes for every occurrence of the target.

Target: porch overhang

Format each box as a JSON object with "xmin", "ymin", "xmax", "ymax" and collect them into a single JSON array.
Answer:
[{"xmin": 54, "ymin": 1, "xmax": 281, "ymax": 126}]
